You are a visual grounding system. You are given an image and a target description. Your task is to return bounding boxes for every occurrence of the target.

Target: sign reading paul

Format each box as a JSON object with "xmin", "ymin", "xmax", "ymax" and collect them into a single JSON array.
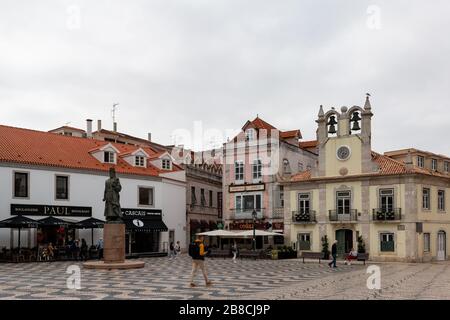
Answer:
[{"xmin": 11, "ymin": 204, "xmax": 92, "ymax": 217}]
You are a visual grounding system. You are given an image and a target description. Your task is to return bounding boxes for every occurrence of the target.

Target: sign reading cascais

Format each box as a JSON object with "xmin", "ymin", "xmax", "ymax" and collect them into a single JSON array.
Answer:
[
  {"xmin": 228, "ymin": 183, "xmax": 265, "ymax": 193},
  {"xmin": 11, "ymin": 204, "xmax": 92, "ymax": 217},
  {"xmin": 121, "ymin": 208, "xmax": 162, "ymax": 221}
]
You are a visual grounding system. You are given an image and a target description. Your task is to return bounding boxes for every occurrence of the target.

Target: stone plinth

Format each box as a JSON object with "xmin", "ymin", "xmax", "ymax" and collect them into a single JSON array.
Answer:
[
  {"xmin": 83, "ymin": 222, "xmax": 144, "ymax": 270},
  {"xmin": 104, "ymin": 223, "xmax": 125, "ymax": 263}
]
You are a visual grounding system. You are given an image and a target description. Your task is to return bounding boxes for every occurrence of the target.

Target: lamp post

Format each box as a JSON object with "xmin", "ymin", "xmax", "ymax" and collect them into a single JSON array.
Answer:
[{"xmin": 252, "ymin": 209, "xmax": 257, "ymax": 251}]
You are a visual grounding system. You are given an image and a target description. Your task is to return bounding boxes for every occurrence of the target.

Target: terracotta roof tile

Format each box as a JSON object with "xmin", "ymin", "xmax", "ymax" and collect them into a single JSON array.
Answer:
[
  {"xmin": 299, "ymin": 140, "xmax": 318, "ymax": 148},
  {"xmin": 0, "ymin": 125, "xmax": 181, "ymax": 177}
]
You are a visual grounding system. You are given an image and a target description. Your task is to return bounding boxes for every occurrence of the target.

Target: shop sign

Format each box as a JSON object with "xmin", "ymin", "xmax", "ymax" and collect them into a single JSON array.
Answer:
[
  {"xmin": 229, "ymin": 221, "xmax": 267, "ymax": 230},
  {"xmin": 11, "ymin": 204, "xmax": 92, "ymax": 217},
  {"xmin": 121, "ymin": 208, "xmax": 162, "ymax": 221},
  {"xmin": 229, "ymin": 183, "xmax": 265, "ymax": 193}
]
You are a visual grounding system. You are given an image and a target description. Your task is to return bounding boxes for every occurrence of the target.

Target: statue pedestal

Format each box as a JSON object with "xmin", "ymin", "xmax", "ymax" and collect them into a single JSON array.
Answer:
[{"xmin": 83, "ymin": 222, "xmax": 145, "ymax": 270}]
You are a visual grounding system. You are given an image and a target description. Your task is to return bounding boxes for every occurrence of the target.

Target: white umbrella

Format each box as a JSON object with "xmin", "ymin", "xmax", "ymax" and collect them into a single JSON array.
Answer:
[
  {"xmin": 196, "ymin": 229, "xmax": 238, "ymax": 237},
  {"xmin": 233, "ymin": 230, "xmax": 284, "ymax": 237}
]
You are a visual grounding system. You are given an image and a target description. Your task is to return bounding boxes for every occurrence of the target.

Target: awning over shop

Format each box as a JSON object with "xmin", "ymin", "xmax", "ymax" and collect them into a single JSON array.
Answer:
[
  {"xmin": 74, "ymin": 217, "xmax": 105, "ymax": 229},
  {"xmin": 0, "ymin": 215, "xmax": 40, "ymax": 228},
  {"xmin": 38, "ymin": 216, "xmax": 73, "ymax": 227},
  {"xmin": 124, "ymin": 219, "xmax": 168, "ymax": 233}
]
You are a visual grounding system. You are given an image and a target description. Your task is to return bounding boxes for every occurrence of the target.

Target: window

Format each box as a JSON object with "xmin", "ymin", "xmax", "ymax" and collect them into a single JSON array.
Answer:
[
  {"xmin": 379, "ymin": 189, "xmax": 394, "ymax": 212},
  {"xmin": 298, "ymin": 162, "xmax": 304, "ymax": 171},
  {"xmin": 298, "ymin": 233, "xmax": 311, "ymax": 251},
  {"xmin": 162, "ymin": 159, "xmax": 171, "ymax": 170},
  {"xmin": 55, "ymin": 176, "xmax": 69, "ymax": 200},
  {"xmin": 336, "ymin": 191, "xmax": 351, "ymax": 214},
  {"xmin": 417, "ymin": 156, "xmax": 424, "ymax": 168},
  {"xmin": 283, "ymin": 159, "xmax": 291, "ymax": 174},
  {"xmin": 14, "ymin": 172, "xmax": 29, "ymax": 198},
  {"xmin": 423, "ymin": 188, "xmax": 430, "ymax": 210},
  {"xmin": 235, "ymin": 161, "xmax": 244, "ymax": 181},
  {"xmin": 138, "ymin": 187, "xmax": 154, "ymax": 206},
  {"xmin": 104, "ymin": 151, "xmax": 115, "ymax": 163},
  {"xmin": 217, "ymin": 192, "xmax": 223, "ymax": 218},
  {"xmin": 191, "ymin": 187, "xmax": 197, "ymax": 205},
  {"xmin": 235, "ymin": 194, "xmax": 262, "ymax": 212},
  {"xmin": 245, "ymin": 128, "xmax": 255, "ymax": 141},
  {"xmin": 298, "ymin": 193, "xmax": 310, "ymax": 214},
  {"xmin": 200, "ymin": 189, "xmax": 206, "ymax": 206},
  {"xmin": 135, "ymin": 156, "xmax": 145, "ymax": 167},
  {"xmin": 445, "ymin": 161, "xmax": 449, "ymax": 173},
  {"xmin": 279, "ymin": 186, "xmax": 284, "ymax": 207},
  {"xmin": 252, "ymin": 159, "xmax": 262, "ymax": 180},
  {"xmin": 432, "ymin": 159, "xmax": 438, "ymax": 171},
  {"xmin": 380, "ymin": 233, "xmax": 395, "ymax": 252},
  {"xmin": 424, "ymin": 233, "xmax": 431, "ymax": 252},
  {"xmin": 209, "ymin": 190, "xmax": 213, "ymax": 207},
  {"xmin": 438, "ymin": 190, "xmax": 445, "ymax": 211}
]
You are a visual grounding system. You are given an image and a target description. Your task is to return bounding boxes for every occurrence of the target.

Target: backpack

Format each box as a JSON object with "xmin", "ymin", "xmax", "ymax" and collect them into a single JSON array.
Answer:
[{"xmin": 188, "ymin": 242, "xmax": 200, "ymax": 259}]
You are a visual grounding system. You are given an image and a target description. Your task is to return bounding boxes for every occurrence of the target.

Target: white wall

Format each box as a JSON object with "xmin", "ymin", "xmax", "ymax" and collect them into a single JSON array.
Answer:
[{"xmin": 0, "ymin": 165, "xmax": 186, "ymax": 250}]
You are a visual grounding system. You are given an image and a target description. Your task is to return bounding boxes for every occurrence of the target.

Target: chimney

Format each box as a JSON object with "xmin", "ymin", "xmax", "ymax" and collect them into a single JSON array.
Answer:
[
  {"xmin": 86, "ymin": 119, "xmax": 93, "ymax": 138},
  {"xmin": 97, "ymin": 120, "xmax": 102, "ymax": 131},
  {"xmin": 148, "ymin": 133, "xmax": 152, "ymax": 142},
  {"xmin": 113, "ymin": 122, "xmax": 117, "ymax": 132}
]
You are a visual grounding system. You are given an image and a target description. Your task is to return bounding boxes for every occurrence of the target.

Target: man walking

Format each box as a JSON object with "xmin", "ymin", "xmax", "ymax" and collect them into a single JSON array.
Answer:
[
  {"xmin": 174, "ymin": 241, "xmax": 181, "ymax": 258},
  {"xmin": 231, "ymin": 241, "xmax": 238, "ymax": 263},
  {"xmin": 328, "ymin": 240, "xmax": 338, "ymax": 268},
  {"xmin": 189, "ymin": 236, "xmax": 212, "ymax": 287}
]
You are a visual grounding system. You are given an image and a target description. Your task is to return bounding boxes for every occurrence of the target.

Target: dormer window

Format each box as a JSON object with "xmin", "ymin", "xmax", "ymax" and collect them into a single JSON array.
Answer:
[
  {"xmin": 104, "ymin": 151, "xmax": 115, "ymax": 163},
  {"xmin": 162, "ymin": 159, "xmax": 171, "ymax": 170},
  {"xmin": 417, "ymin": 156, "xmax": 425, "ymax": 168},
  {"xmin": 245, "ymin": 129, "xmax": 255, "ymax": 141},
  {"xmin": 432, "ymin": 159, "xmax": 437, "ymax": 171},
  {"xmin": 135, "ymin": 155, "xmax": 145, "ymax": 167}
]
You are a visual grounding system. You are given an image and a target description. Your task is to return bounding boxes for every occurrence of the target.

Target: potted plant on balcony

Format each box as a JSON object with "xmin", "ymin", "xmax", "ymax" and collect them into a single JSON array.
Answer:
[
  {"xmin": 321, "ymin": 235, "xmax": 330, "ymax": 259},
  {"xmin": 357, "ymin": 235, "xmax": 366, "ymax": 253}
]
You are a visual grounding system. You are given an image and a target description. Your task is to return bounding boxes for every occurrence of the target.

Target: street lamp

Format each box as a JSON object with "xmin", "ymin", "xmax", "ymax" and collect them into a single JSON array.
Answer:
[{"xmin": 252, "ymin": 209, "xmax": 257, "ymax": 251}]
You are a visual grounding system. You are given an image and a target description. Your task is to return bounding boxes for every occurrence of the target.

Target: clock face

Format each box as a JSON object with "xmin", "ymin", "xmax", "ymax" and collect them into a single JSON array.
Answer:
[{"xmin": 337, "ymin": 146, "xmax": 351, "ymax": 160}]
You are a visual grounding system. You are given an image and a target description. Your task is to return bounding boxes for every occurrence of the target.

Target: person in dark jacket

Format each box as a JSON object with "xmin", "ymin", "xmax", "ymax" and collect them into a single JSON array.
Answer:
[
  {"xmin": 189, "ymin": 236, "xmax": 212, "ymax": 287},
  {"xmin": 328, "ymin": 240, "xmax": 338, "ymax": 268},
  {"xmin": 80, "ymin": 239, "xmax": 88, "ymax": 261}
]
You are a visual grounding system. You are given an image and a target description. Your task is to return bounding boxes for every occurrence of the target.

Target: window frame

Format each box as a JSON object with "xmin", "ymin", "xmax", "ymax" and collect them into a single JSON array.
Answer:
[
  {"xmin": 432, "ymin": 158, "xmax": 438, "ymax": 171},
  {"xmin": 438, "ymin": 190, "xmax": 445, "ymax": 212},
  {"xmin": 138, "ymin": 186, "xmax": 154, "ymax": 207},
  {"xmin": 423, "ymin": 188, "xmax": 431, "ymax": 210},
  {"xmin": 235, "ymin": 160, "xmax": 244, "ymax": 182},
  {"xmin": 423, "ymin": 233, "xmax": 431, "ymax": 253},
  {"xmin": 55, "ymin": 175, "xmax": 70, "ymax": 201},
  {"xmin": 200, "ymin": 188, "xmax": 206, "ymax": 206},
  {"xmin": 298, "ymin": 233, "xmax": 312, "ymax": 251},
  {"xmin": 252, "ymin": 159, "xmax": 262, "ymax": 181},
  {"xmin": 336, "ymin": 190, "xmax": 351, "ymax": 214},
  {"xmin": 298, "ymin": 193, "xmax": 311, "ymax": 214},
  {"xmin": 161, "ymin": 158, "xmax": 171, "ymax": 170},
  {"xmin": 209, "ymin": 190, "xmax": 213, "ymax": 207},
  {"xmin": 444, "ymin": 161, "xmax": 449, "ymax": 173},
  {"xmin": 379, "ymin": 188, "xmax": 394, "ymax": 213},
  {"xmin": 380, "ymin": 232, "xmax": 395, "ymax": 252},
  {"xmin": 13, "ymin": 171, "xmax": 30, "ymax": 199},
  {"xmin": 104, "ymin": 151, "xmax": 115, "ymax": 164},
  {"xmin": 191, "ymin": 186, "xmax": 197, "ymax": 205},
  {"xmin": 135, "ymin": 155, "xmax": 145, "ymax": 167},
  {"xmin": 417, "ymin": 156, "xmax": 425, "ymax": 168},
  {"xmin": 235, "ymin": 193, "xmax": 262, "ymax": 213}
]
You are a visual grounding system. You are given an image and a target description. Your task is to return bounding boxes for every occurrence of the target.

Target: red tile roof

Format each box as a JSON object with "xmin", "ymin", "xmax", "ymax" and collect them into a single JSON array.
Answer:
[
  {"xmin": 48, "ymin": 126, "xmax": 86, "ymax": 133},
  {"xmin": 246, "ymin": 117, "xmax": 277, "ymax": 131},
  {"xmin": 290, "ymin": 151, "xmax": 449, "ymax": 182},
  {"xmin": 0, "ymin": 125, "xmax": 181, "ymax": 177},
  {"xmin": 299, "ymin": 140, "xmax": 318, "ymax": 148},
  {"xmin": 280, "ymin": 130, "xmax": 301, "ymax": 139}
]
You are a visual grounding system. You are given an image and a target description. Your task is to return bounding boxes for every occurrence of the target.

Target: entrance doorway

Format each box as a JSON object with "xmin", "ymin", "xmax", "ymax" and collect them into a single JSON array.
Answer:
[
  {"xmin": 437, "ymin": 231, "xmax": 446, "ymax": 261},
  {"xmin": 335, "ymin": 229, "xmax": 353, "ymax": 256}
]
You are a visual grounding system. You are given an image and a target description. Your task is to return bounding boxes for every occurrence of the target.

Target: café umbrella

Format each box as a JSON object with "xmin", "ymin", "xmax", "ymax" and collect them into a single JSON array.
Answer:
[
  {"xmin": 74, "ymin": 217, "xmax": 105, "ymax": 246},
  {"xmin": 0, "ymin": 215, "xmax": 40, "ymax": 251},
  {"xmin": 38, "ymin": 216, "xmax": 73, "ymax": 227}
]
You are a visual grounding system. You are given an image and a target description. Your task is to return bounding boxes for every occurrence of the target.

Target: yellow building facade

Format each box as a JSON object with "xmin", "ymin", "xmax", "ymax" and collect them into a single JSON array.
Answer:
[{"xmin": 283, "ymin": 96, "xmax": 450, "ymax": 262}]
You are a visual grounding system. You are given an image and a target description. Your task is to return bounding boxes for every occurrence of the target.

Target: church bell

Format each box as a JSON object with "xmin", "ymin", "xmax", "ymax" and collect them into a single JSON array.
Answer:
[
  {"xmin": 350, "ymin": 112, "xmax": 361, "ymax": 131},
  {"xmin": 327, "ymin": 115, "xmax": 337, "ymax": 134}
]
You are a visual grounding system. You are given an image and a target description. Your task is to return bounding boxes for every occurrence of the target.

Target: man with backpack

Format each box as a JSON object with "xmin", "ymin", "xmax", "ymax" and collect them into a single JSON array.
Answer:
[{"xmin": 188, "ymin": 235, "xmax": 212, "ymax": 287}]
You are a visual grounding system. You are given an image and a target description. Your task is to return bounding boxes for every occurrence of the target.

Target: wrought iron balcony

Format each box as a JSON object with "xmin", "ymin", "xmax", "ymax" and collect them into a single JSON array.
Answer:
[
  {"xmin": 292, "ymin": 210, "xmax": 317, "ymax": 223},
  {"xmin": 328, "ymin": 209, "xmax": 358, "ymax": 222},
  {"xmin": 372, "ymin": 208, "xmax": 402, "ymax": 221},
  {"xmin": 228, "ymin": 208, "xmax": 264, "ymax": 220}
]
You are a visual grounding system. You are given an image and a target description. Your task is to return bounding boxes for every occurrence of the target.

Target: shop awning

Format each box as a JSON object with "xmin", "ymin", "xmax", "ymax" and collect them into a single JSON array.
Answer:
[
  {"xmin": 38, "ymin": 216, "xmax": 73, "ymax": 227},
  {"xmin": 124, "ymin": 219, "xmax": 168, "ymax": 233},
  {"xmin": 74, "ymin": 217, "xmax": 105, "ymax": 229},
  {"xmin": 0, "ymin": 215, "xmax": 40, "ymax": 228}
]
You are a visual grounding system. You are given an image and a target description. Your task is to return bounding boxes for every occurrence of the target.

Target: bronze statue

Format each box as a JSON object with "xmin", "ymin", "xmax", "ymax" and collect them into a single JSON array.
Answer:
[{"xmin": 103, "ymin": 168, "xmax": 123, "ymax": 222}]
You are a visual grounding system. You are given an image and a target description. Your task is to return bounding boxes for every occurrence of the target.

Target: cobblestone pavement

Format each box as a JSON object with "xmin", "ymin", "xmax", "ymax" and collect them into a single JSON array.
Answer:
[{"xmin": 0, "ymin": 256, "xmax": 449, "ymax": 300}]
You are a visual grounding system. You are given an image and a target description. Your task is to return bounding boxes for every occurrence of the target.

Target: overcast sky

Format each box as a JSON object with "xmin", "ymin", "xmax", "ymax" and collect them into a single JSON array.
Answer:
[{"xmin": 0, "ymin": 0, "xmax": 449, "ymax": 154}]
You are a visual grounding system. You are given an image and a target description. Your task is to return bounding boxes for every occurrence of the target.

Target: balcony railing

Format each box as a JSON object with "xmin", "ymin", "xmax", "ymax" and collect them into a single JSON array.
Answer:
[
  {"xmin": 292, "ymin": 210, "xmax": 317, "ymax": 223},
  {"xmin": 329, "ymin": 209, "xmax": 358, "ymax": 222},
  {"xmin": 272, "ymin": 207, "xmax": 284, "ymax": 219},
  {"xmin": 372, "ymin": 208, "xmax": 402, "ymax": 221},
  {"xmin": 229, "ymin": 208, "xmax": 265, "ymax": 220}
]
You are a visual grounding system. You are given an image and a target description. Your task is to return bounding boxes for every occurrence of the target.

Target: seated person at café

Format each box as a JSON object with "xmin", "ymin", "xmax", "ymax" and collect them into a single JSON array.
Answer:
[
  {"xmin": 345, "ymin": 248, "xmax": 358, "ymax": 265},
  {"xmin": 47, "ymin": 243, "xmax": 55, "ymax": 259}
]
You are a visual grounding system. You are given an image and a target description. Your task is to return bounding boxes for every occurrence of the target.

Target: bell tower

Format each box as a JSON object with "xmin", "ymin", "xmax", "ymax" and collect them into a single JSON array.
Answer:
[{"xmin": 313, "ymin": 94, "xmax": 374, "ymax": 178}]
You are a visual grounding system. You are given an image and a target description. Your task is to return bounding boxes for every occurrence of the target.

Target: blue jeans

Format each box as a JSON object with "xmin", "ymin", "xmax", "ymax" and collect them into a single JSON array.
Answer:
[{"xmin": 329, "ymin": 254, "xmax": 337, "ymax": 267}]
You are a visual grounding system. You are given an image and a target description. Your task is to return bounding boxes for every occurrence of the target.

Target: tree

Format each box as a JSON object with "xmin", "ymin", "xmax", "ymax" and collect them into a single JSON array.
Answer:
[
  {"xmin": 357, "ymin": 235, "xmax": 366, "ymax": 253},
  {"xmin": 321, "ymin": 235, "xmax": 330, "ymax": 259}
]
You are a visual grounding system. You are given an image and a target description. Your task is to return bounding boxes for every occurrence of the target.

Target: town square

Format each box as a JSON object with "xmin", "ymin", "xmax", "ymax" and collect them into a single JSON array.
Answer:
[{"xmin": 0, "ymin": 1, "xmax": 449, "ymax": 309}]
